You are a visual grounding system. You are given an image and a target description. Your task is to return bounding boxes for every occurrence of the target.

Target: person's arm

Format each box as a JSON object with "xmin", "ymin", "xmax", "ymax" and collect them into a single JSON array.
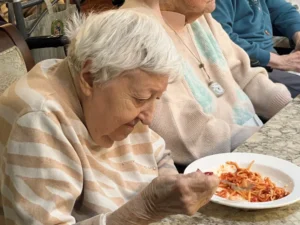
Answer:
[
  {"xmin": 266, "ymin": 0, "xmax": 300, "ymax": 41},
  {"xmin": 213, "ymin": 0, "xmax": 300, "ymax": 69},
  {"xmin": 212, "ymin": 0, "xmax": 271, "ymax": 66},
  {"xmin": 207, "ymin": 14, "xmax": 292, "ymax": 118}
]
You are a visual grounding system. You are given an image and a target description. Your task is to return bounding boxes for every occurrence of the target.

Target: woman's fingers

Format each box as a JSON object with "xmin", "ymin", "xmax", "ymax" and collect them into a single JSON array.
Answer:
[
  {"xmin": 184, "ymin": 171, "xmax": 219, "ymax": 190},
  {"xmin": 174, "ymin": 173, "xmax": 218, "ymax": 215},
  {"xmin": 142, "ymin": 172, "xmax": 220, "ymax": 218},
  {"xmin": 177, "ymin": 173, "xmax": 218, "ymax": 202}
]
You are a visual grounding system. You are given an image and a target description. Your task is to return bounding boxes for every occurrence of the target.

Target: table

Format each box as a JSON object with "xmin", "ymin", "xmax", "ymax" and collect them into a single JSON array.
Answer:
[{"xmin": 152, "ymin": 96, "xmax": 300, "ymax": 225}]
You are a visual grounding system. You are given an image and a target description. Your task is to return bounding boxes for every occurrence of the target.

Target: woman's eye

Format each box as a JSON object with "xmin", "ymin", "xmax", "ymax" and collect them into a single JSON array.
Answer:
[{"xmin": 135, "ymin": 98, "xmax": 149, "ymax": 104}]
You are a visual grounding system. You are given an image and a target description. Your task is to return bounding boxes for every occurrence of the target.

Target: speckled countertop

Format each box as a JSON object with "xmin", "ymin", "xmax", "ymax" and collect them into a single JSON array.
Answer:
[{"xmin": 152, "ymin": 96, "xmax": 300, "ymax": 225}]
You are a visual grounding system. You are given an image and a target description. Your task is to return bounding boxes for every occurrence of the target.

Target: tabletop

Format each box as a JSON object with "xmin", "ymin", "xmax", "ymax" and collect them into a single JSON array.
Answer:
[{"xmin": 152, "ymin": 96, "xmax": 300, "ymax": 225}]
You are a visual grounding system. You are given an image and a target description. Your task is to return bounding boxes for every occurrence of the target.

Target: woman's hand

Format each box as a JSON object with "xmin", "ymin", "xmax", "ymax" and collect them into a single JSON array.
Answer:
[
  {"xmin": 107, "ymin": 171, "xmax": 219, "ymax": 225},
  {"xmin": 142, "ymin": 171, "xmax": 219, "ymax": 219}
]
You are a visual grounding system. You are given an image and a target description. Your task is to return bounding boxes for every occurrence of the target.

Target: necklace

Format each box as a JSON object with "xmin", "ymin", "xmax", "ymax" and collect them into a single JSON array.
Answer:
[{"xmin": 165, "ymin": 22, "xmax": 225, "ymax": 97}]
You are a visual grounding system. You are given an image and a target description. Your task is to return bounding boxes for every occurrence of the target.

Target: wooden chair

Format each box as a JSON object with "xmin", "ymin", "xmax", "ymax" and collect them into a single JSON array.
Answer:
[
  {"xmin": 0, "ymin": 23, "xmax": 34, "ymax": 94},
  {"xmin": 0, "ymin": 14, "xmax": 6, "ymax": 25},
  {"xmin": 80, "ymin": 0, "xmax": 115, "ymax": 13}
]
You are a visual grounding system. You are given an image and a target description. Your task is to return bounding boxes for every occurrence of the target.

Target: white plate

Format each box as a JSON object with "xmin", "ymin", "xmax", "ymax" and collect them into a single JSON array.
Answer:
[{"xmin": 184, "ymin": 153, "xmax": 300, "ymax": 209}]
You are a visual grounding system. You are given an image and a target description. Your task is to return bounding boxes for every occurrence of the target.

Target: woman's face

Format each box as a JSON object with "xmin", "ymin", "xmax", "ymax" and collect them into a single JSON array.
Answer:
[
  {"xmin": 178, "ymin": 0, "xmax": 216, "ymax": 13},
  {"xmin": 170, "ymin": 0, "xmax": 216, "ymax": 22},
  {"xmin": 80, "ymin": 69, "xmax": 168, "ymax": 148}
]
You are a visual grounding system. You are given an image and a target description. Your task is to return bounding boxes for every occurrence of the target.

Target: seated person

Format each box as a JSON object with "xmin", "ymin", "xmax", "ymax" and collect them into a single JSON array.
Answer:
[
  {"xmin": 0, "ymin": 10, "xmax": 219, "ymax": 224},
  {"xmin": 212, "ymin": 0, "xmax": 300, "ymax": 98},
  {"xmin": 121, "ymin": 0, "xmax": 292, "ymax": 172}
]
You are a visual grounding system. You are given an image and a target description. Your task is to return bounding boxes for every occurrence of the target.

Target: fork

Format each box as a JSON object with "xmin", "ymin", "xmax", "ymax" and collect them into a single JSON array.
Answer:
[
  {"xmin": 220, "ymin": 180, "xmax": 254, "ymax": 191},
  {"xmin": 201, "ymin": 170, "xmax": 254, "ymax": 191}
]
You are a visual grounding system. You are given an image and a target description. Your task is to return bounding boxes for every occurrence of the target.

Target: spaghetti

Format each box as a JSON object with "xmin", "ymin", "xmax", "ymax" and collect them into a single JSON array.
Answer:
[{"xmin": 215, "ymin": 161, "xmax": 290, "ymax": 202}]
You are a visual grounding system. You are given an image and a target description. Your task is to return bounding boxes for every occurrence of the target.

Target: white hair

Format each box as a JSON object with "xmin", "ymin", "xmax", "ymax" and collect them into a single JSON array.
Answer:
[{"xmin": 65, "ymin": 9, "xmax": 183, "ymax": 83}]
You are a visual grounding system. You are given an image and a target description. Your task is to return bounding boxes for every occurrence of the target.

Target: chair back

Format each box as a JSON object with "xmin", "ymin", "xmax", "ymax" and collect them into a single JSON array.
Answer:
[
  {"xmin": 81, "ymin": 0, "xmax": 115, "ymax": 13},
  {"xmin": 0, "ymin": 14, "xmax": 5, "ymax": 24},
  {"xmin": 0, "ymin": 23, "xmax": 34, "ymax": 94}
]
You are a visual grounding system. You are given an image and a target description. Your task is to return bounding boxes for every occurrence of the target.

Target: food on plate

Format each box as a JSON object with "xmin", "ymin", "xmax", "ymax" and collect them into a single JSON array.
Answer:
[{"xmin": 214, "ymin": 161, "xmax": 290, "ymax": 202}]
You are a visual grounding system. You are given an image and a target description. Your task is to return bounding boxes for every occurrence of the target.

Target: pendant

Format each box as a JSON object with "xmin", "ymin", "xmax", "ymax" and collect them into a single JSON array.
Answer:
[{"xmin": 209, "ymin": 81, "xmax": 225, "ymax": 97}]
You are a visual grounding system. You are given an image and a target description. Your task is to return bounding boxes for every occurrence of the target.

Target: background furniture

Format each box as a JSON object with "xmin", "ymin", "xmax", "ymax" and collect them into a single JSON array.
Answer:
[
  {"xmin": 80, "ymin": 0, "xmax": 113, "ymax": 12},
  {"xmin": 0, "ymin": 23, "xmax": 34, "ymax": 94}
]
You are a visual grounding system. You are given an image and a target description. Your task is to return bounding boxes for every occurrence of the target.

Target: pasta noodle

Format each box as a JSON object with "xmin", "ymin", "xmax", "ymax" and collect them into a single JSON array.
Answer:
[{"xmin": 215, "ymin": 161, "xmax": 290, "ymax": 202}]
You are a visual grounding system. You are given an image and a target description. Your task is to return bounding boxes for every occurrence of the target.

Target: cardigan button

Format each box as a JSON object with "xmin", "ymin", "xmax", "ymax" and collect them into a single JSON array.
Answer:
[{"xmin": 265, "ymin": 30, "xmax": 271, "ymax": 36}]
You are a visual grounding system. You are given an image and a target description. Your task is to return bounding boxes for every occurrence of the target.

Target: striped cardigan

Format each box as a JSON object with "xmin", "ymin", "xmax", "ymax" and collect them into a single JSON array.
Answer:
[{"xmin": 0, "ymin": 59, "xmax": 177, "ymax": 225}]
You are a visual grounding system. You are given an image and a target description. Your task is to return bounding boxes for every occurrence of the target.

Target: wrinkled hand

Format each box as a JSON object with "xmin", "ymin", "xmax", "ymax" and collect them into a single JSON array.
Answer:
[
  {"xmin": 107, "ymin": 171, "xmax": 219, "ymax": 225},
  {"xmin": 140, "ymin": 171, "xmax": 219, "ymax": 220},
  {"xmin": 271, "ymin": 52, "xmax": 300, "ymax": 72}
]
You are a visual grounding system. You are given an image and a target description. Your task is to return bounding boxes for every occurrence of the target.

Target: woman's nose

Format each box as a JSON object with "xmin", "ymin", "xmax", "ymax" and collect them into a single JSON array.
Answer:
[{"xmin": 138, "ymin": 103, "xmax": 155, "ymax": 125}]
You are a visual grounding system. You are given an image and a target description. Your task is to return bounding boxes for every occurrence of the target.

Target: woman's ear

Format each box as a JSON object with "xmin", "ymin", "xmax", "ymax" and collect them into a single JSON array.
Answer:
[{"xmin": 79, "ymin": 60, "xmax": 94, "ymax": 97}]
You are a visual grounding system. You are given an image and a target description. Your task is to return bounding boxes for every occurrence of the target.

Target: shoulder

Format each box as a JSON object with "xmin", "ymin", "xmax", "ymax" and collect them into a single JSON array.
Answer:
[
  {"xmin": 1, "ymin": 59, "xmax": 62, "ymax": 112},
  {"xmin": 0, "ymin": 59, "xmax": 76, "ymax": 138}
]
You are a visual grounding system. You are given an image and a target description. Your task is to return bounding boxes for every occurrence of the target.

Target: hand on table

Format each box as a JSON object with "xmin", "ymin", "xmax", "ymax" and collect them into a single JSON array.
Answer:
[{"xmin": 269, "ymin": 51, "xmax": 300, "ymax": 72}]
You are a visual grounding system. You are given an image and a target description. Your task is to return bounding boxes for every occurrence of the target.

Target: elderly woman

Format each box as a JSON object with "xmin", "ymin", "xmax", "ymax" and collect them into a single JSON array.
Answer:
[
  {"xmin": 121, "ymin": 0, "xmax": 292, "ymax": 171},
  {"xmin": 0, "ymin": 10, "xmax": 219, "ymax": 225}
]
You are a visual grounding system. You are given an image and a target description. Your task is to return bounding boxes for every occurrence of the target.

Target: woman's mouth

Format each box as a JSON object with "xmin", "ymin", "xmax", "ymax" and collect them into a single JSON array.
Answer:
[{"xmin": 125, "ymin": 120, "xmax": 139, "ymax": 128}]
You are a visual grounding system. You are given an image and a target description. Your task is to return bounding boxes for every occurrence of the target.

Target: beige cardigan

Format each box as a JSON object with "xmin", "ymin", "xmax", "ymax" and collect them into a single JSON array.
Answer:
[{"xmin": 150, "ymin": 12, "xmax": 292, "ymax": 165}]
